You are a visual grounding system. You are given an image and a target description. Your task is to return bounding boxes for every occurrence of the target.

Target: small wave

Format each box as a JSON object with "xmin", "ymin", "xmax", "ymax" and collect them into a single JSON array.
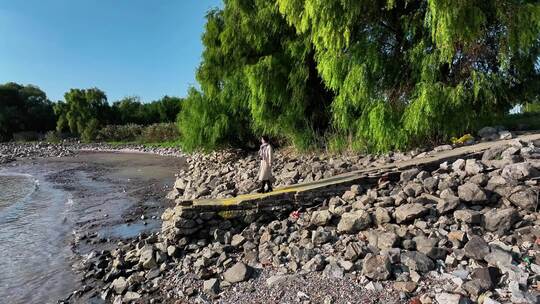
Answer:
[{"xmin": 0, "ymin": 173, "xmax": 38, "ymax": 207}]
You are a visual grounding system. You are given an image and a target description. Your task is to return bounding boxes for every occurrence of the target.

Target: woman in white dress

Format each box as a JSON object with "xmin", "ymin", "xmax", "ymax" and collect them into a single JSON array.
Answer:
[{"xmin": 258, "ymin": 136, "xmax": 273, "ymax": 193}]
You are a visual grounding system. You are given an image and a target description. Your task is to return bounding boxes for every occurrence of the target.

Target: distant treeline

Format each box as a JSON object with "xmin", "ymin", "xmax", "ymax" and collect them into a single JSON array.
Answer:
[{"xmin": 0, "ymin": 82, "xmax": 182, "ymax": 142}]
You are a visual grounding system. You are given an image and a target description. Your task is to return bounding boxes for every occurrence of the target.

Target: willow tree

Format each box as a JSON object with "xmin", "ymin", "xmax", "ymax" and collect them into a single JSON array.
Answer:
[
  {"xmin": 277, "ymin": 0, "xmax": 540, "ymax": 151},
  {"xmin": 54, "ymin": 88, "xmax": 110, "ymax": 141},
  {"xmin": 179, "ymin": 0, "xmax": 332, "ymax": 151}
]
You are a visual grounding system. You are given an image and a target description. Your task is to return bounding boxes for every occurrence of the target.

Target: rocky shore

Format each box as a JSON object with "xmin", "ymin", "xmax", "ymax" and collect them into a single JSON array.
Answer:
[
  {"xmin": 0, "ymin": 142, "xmax": 184, "ymax": 166},
  {"xmin": 72, "ymin": 132, "xmax": 540, "ymax": 304}
]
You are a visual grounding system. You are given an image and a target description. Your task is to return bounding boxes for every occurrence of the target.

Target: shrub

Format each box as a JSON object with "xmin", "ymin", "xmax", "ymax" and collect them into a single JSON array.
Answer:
[
  {"xmin": 141, "ymin": 123, "xmax": 179, "ymax": 143},
  {"xmin": 97, "ymin": 124, "xmax": 144, "ymax": 142},
  {"xmin": 95, "ymin": 123, "xmax": 178, "ymax": 143},
  {"xmin": 44, "ymin": 131, "xmax": 61, "ymax": 143},
  {"xmin": 12, "ymin": 131, "xmax": 42, "ymax": 142}
]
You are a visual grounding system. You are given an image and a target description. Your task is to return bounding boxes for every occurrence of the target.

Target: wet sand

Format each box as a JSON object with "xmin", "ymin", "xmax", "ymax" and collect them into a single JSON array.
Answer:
[{"xmin": 0, "ymin": 151, "xmax": 184, "ymax": 304}]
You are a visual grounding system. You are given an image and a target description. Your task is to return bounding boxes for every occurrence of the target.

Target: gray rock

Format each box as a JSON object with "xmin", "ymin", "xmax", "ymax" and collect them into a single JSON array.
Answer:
[
  {"xmin": 501, "ymin": 162, "xmax": 540, "ymax": 181},
  {"xmin": 231, "ymin": 234, "xmax": 246, "ymax": 247},
  {"xmin": 508, "ymin": 281, "xmax": 540, "ymax": 303},
  {"xmin": 401, "ymin": 168, "xmax": 420, "ymax": 183},
  {"xmin": 344, "ymin": 242, "xmax": 363, "ymax": 262},
  {"xmin": 312, "ymin": 226, "xmax": 332, "ymax": 245},
  {"xmin": 139, "ymin": 245, "xmax": 157, "ymax": 270},
  {"xmin": 464, "ymin": 236, "xmax": 490, "ymax": 260},
  {"xmin": 463, "ymin": 279, "xmax": 489, "ymax": 298},
  {"xmin": 342, "ymin": 190, "xmax": 357, "ymax": 201},
  {"xmin": 414, "ymin": 236, "xmax": 447, "ymax": 260},
  {"xmin": 337, "ymin": 210, "xmax": 372, "ymax": 234},
  {"xmin": 374, "ymin": 207, "xmax": 391, "ymax": 225},
  {"xmin": 123, "ymin": 291, "xmax": 141, "ymax": 302},
  {"xmin": 482, "ymin": 146, "xmax": 506, "ymax": 161},
  {"xmin": 310, "ymin": 210, "xmax": 332, "ymax": 226},
  {"xmin": 395, "ymin": 203, "xmax": 429, "ymax": 223},
  {"xmin": 111, "ymin": 276, "xmax": 127, "ymax": 294},
  {"xmin": 484, "ymin": 245, "xmax": 513, "ymax": 267},
  {"xmin": 223, "ymin": 262, "xmax": 252, "ymax": 283},
  {"xmin": 454, "ymin": 209, "xmax": 482, "ymax": 224},
  {"xmin": 478, "ymin": 127, "xmax": 498, "ymax": 140},
  {"xmin": 302, "ymin": 254, "xmax": 326, "ymax": 272},
  {"xmin": 368, "ymin": 231, "xmax": 399, "ymax": 250},
  {"xmin": 404, "ymin": 183, "xmax": 423, "ymax": 197},
  {"xmin": 464, "ymin": 159, "xmax": 484, "ymax": 176},
  {"xmin": 203, "ymin": 278, "xmax": 220, "ymax": 296},
  {"xmin": 469, "ymin": 173, "xmax": 489, "ymax": 186},
  {"xmin": 423, "ymin": 177, "xmax": 439, "ymax": 193},
  {"xmin": 499, "ymin": 130, "xmax": 512, "ymax": 140},
  {"xmin": 507, "ymin": 186, "xmax": 538, "ymax": 211},
  {"xmin": 167, "ymin": 245, "xmax": 180, "ymax": 258},
  {"xmin": 452, "ymin": 159, "xmax": 466, "ymax": 172},
  {"xmin": 437, "ymin": 190, "xmax": 460, "ymax": 214},
  {"xmin": 471, "ymin": 267, "xmax": 500, "ymax": 289},
  {"xmin": 435, "ymin": 293, "xmax": 471, "ymax": 304},
  {"xmin": 457, "ymin": 182, "xmax": 487, "ymax": 203},
  {"xmin": 483, "ymin": 208, "xmax": 520, "ymax": 233},
  {"xmin": 362, "ymin": 254, "xmax": 391, "ymax": 280},
  {"xmin": 266, "ymin": 274, "xmax": 293, "ymax": 287},
  {"xmin": 323, "ymin": 262, "xmax": 345, "ymax": 279},
  {"xmin": 400, "ymin": 251, "xmax": 435, "ymax": 273}
]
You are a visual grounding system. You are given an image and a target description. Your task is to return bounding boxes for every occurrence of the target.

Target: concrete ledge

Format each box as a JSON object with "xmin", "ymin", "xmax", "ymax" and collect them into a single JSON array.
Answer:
[{"xmin": 174, "ymin": 133, "xmax": 540, "ymax": 217}]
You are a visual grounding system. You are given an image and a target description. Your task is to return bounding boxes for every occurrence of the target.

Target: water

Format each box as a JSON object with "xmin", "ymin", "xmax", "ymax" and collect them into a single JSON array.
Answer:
[
  {"xmin": 0, "ymin": 152, "xmax": 183, "ymax": 304},
  {"xmin": 0, "ymin": 172, "xmax": 76, "ymax": 304}
]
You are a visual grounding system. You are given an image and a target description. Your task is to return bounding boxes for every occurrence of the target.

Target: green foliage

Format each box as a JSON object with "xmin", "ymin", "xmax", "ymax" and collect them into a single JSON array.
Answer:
[
  {"xmin": 44, "ymin": 130, "xmax": 62, "ymax": 143},
  {"xmin": 97, "ymin": 123, "xmax": 178, "ymax": 143},
  {"xmin": 0, "ymin": 82, "xmax": 56, "ymax": 141},
  {"xmin": 97, "ymin": 124, "xmax": 144, "ymax": 142},
  {"xmin": 178, "ymin": 0, "xmax": 332, "ymax": 151},
  {"xmin": 141, "ymin": 123, "xmax": 179, "ymax": 143},
  {"xmin": 54, "ymin": 88, "xmax": 109, "ymax": 140},
  {"xmin": 110, "ymin": 96, "xmax": 183, "ymax": 125},
  {"xmin": 277, "ymin": 0, "xmax": 540, "ymax": 151},
  {"xmin": 181, "ymin": 0, "xmax": 540, "ymax": 152},
  {"xmin": 523, "ymin": 102, "xmax": 540, "ymax": 113},
  {"xmin": 54, "ymin": 87, "xmax": 183, "ymax": 142}
]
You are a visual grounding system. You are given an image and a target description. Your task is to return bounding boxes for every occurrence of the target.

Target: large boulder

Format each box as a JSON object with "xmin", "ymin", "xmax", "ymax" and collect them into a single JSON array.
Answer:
[
  {"xmin": 457, "ymin": 183, "xmax": 487, "ymax": 203},
  {"xmin": 337, "ymin": 210, "xmax": 372, "ymax": 234},
  {"xmin": 395, "ymin": 203, "xmax": 429, "ymax": 223}
]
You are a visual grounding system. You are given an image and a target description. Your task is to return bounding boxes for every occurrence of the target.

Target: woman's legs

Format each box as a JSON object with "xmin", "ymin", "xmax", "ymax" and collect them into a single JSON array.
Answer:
[
  {"xmin": 257, "ymin": 180, "xmax": 273, "ymax": 193},
  {"xmin": 264, "ymin": 180, "xmax": 273, "ymax": 193}
]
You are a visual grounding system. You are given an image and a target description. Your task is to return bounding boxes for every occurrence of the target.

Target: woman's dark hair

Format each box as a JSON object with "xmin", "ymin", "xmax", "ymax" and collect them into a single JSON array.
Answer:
[{"xmin": 261, "ymin": 135, "xmax": 270, "ymax": 143}]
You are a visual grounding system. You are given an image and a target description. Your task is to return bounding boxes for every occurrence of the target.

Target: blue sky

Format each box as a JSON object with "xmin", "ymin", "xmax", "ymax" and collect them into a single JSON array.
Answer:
[{"xmin": 0, "ymin": 0, "xmax": 222, "ymax": 102}]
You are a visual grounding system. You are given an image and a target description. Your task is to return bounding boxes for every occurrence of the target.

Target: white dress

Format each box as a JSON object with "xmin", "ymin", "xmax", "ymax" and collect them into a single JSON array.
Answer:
[{"xmin": 258, "ymin": 143, "xmax": 273, "ymax": 181}]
